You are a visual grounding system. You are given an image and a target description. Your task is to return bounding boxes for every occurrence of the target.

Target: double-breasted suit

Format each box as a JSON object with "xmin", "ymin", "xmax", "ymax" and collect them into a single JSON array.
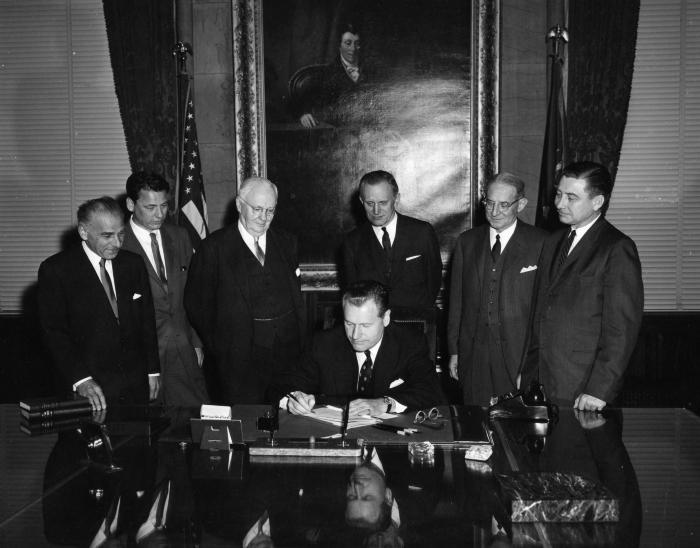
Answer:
[
  {"xmin": 37, "ymin": 244, "xmax": 159, "ymax": 404},
  {"xmin": 288, "ymin": 323, "xmax": 445, "ymax": 409},
  {"xmin": 342, "ymin": 213, "xmax": 442, "ymax": 315},
  {"xmin": 448, "ymin": 220, "xmax": 546, "ymax": 404},
  {"xmin": 122, "ymin": 221, "xmax": 208, "ymax": 406},
  {"xmin": 184, "ymin": 224, "xmax": 305, "ymax": 405},
  {"xmin": 522, "ymin": 217, "xmax": 644, "ymax": 405}
]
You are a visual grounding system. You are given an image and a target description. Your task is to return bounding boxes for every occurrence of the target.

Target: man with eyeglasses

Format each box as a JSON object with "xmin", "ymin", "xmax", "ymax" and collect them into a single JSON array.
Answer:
[
  {"xmin": 447, "ymin": 172, "xmax": 546, "ymax": 406},
  {"xmin": 185, "ymin": 177, "xmax": 305, "ymax": 405},
  {"xmin": 521, "ymin": 161, "xmax": 643, "ymax": 411}
]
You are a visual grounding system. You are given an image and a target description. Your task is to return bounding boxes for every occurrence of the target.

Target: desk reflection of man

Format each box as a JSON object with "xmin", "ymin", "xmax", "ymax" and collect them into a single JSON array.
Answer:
[
  {"xmin": 297, "ymin": 23, "xmax": 364, "ymax": 128},
  {"xmin": 285, "ymin": 280, "xmax": 444, "ymax": 417}
]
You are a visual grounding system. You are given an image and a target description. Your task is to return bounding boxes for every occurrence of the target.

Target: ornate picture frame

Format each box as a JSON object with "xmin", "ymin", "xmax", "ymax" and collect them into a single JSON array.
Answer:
[{"xmin": 232, "ymin": 0, "xmax": 498, "ymax": 289}]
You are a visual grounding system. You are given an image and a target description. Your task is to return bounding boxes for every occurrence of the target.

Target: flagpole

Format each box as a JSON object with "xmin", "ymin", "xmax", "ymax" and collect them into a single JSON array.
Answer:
[{"xmin": 173, "ymin": 41, "xmax": 192, "ymax": 216}]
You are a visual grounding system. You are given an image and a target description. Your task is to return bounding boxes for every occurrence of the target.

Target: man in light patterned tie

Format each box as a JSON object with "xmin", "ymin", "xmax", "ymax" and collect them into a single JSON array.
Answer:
[
  {"xmin": 285, "ymin": 281, "xmax": 444, "ymax": 417},
  {"xmin": 185, "ymin": 177, "xmax": 305, "ymax": 406}
]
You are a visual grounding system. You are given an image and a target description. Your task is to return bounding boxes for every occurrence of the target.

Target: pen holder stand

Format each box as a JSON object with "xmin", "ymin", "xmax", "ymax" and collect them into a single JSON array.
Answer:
[{"xmin": 256, "ymin": 411, "xmax": 279, "ymax": 446}]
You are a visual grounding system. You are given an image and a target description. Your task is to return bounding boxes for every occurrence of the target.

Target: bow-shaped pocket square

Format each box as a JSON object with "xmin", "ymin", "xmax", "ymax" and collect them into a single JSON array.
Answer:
[
  {"xmin": 519, "ymin": 265, "xmax": 537, "ymax": 273},
  {"xmin": 132, "ymin": 293, "xmax": 142, "ymax": 300},
  {"xmin": 389, "ymin": 378, "xmax": 404, "ymax": 389}
]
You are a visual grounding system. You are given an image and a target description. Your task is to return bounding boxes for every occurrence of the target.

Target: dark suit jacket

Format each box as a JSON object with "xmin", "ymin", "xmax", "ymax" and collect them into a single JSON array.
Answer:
[
  {"xmin": 287, "ymin": 323, "xmax": 445, "ymax": 409},
  {"xmin": 37, "ymin": 244, "xmax": 159, "ymax": 404},
  {"xmin": 522, "ymin": 217, "xmax": 644, "ymax": 404},
  {"xmin": 122, "ymin": 221, "xmax": 208, "ymax": 406},
  {"xmin": 342, "ymin": 213, "xmax": 442, "ymax": 313},
  {"xmin": 447, "ymin": 220, "xmax": 546, "ymax": 376},
  {"xmin": 184, "ymin": 224, "xmax": 305, "ymax": 403}
]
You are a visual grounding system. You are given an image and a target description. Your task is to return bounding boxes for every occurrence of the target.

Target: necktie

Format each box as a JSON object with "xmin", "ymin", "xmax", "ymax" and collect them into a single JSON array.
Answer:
[
  {"xmin": 99, "ymin": 258, "xmax": 119, "ymax": 319},
  {"xmin": 150, "ymin": 233, "xmax": 167, "ymax": 284},
  {"xmin": 491, "ymin": 234, "xmax": 501, "ymax": 263},
  {"xmin": 254, "ymin": 237, "xmax": 265, "ymax": 266},
  {"xmin": 357, "ymin": 350, "xmax": 373, "ymax": 393},
  {"xmin": 558, "ymin": 230, "xmax": 576, "ymax": 267}
]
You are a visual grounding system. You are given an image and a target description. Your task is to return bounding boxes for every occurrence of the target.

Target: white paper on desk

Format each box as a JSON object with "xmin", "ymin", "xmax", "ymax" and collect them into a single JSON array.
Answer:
[{"xmin": 300, "ymin": 405, "xmax": 381, "ymax": 429}]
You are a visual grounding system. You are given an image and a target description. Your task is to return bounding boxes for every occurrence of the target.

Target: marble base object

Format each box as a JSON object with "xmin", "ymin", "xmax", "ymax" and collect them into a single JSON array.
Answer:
[{"xmin": 497, "ymin": 472, "xmax": 619, "ymax": 522}]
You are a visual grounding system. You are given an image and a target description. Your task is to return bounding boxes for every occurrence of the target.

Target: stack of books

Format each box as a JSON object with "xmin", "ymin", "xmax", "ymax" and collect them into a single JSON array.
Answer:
[{"xmin": 19, "ymin": 397, "xmax": 93, "ymax": 436}]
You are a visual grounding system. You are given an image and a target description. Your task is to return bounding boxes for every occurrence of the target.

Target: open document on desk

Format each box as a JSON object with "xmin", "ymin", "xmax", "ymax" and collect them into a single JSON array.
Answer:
[{"xmin": 298, "ymin": 405, "xmax": 394, "ymax": 429}]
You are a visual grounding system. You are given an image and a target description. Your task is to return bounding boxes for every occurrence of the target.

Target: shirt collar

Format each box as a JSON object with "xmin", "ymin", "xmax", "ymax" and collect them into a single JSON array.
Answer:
[
  {"xmin": 490, "ymin": 218, "xmax": 518, "ymax": 250},
  {"xmin": 371, "ymin": 211, "xmax": 398, "ymax": 244},
  {"xmin": 82, "ymin": 240, "xmax": 106, "ymax": 268},
  {"xmin": 238, "ymin": 221, "xmax": 267, "ymax": 252},
  {"xmin": 356, "ymin": 334, "xmax": 384, "ymax": 364},
  {"xmin": 340, "ymin": 54, "xmax": 359, "ymax": 71},
  {"xmin": 129, "ymin": 216, "xmax": 158, "ymax": 239}
]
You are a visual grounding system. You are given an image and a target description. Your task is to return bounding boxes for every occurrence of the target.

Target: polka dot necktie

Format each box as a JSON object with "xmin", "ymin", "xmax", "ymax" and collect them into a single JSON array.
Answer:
[{"xmin": 357, "ymin": 350, "xmax": 373, "ymax": 393}]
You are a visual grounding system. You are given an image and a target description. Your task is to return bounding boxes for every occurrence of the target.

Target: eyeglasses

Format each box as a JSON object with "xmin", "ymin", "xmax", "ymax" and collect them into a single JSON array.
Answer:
[
  {"xmin": 481, "ymin": 198, "xmax": 521, "ymax": 211},
  {"xmin": 239, "ymin": 197, "xmax": 276, "ymax": 218},
  {"xmin": 413, "ymin": 407, "xmax": 445, "ymax": 429}
]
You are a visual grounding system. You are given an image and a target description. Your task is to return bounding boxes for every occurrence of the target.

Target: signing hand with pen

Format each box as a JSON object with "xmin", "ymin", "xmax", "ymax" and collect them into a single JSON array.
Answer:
[{"xmin": 287, "ymin": 391, "xmax": 316, "ymax": 415}]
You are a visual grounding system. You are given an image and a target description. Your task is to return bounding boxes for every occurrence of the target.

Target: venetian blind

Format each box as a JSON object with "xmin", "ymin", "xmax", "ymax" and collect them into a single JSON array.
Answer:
[
  {"xmin": 0, "ymin": 0, "xmax": 130, "ymax": 314},
  {"xmin": 611, "ymin": 0, "xmax": 700, "ymax": 310}
]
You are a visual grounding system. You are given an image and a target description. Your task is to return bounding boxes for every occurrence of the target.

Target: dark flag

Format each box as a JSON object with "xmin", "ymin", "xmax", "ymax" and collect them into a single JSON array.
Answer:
[
  {"xmin": 178, "ymin": 80, "xmax": 209, "ymax": 244},
  {"xmin": 536, "ymin": 28, "xmax": 568, "ymax": 230}
]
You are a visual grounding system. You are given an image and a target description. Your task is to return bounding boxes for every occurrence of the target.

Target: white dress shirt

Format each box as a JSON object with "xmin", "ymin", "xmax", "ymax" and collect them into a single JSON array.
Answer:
[
  {"xmin": 355, "ymin": 335, "xmax": 406, "ymax": 413},
  {"xmin": 489, "ymin": 219, "xmax": 518, "ymax": 252},
  {"xmin": 238, "ymin": 221, "xmax": 267, "ymax": 256},
  {"xmin": 129, "ymin": 217, "xmax": 167, "ymax": 277},
  {"xmin": 371, "ymin": 212, "xmax": 398, "ymax": 247},
  {"xmin": 568, "ymin": 213, "xmax": 602, "ymax": 254}
]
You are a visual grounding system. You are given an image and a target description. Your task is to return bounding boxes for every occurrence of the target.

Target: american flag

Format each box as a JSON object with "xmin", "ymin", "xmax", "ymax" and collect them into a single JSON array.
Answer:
[{"xmin": 178, "ymin": 81, "xmax": 209, "ymax": 243}]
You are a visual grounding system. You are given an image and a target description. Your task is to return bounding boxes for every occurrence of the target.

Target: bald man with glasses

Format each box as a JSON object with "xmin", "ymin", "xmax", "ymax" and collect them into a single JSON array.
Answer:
[
  {"xmin": 447, "ymin": 172, "xmax": 546, "ymax": 406},
  {"xmin": 185, "ymin": 177, "xmax": 305, "ymax": 405}
]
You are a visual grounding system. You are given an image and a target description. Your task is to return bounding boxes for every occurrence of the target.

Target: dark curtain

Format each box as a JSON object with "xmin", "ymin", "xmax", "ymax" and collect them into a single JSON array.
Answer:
[
  {"xmin": 103, "ymin": 0, "xmax": 177, "ymax": 182},
  {"xmin": 566, "ymin": 0, "xmax": 640, "ymax": 182}
]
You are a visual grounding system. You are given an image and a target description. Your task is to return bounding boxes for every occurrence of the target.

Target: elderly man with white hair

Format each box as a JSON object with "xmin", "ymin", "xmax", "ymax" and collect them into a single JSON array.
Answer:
[{"xmin": 185, "ymin": 177, "xmax": 305, "ymax": 405}]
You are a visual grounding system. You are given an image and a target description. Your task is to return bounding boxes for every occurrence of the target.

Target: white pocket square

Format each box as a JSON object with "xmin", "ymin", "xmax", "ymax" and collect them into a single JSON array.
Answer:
[
  {"xmin": 405, "ymin": 255, "xmax": 421, "ymax": 261},
  {"xmin": 295, "ymin": 268, "xmax": 301, "ymax": 277},
  {"xmin": 519, "ymin": 265, "xmax": 537, "ymax": 273},
  {"xmin": 132, "ymin": 293, "xmax": 142, "ymax": 300},
  {"xmin": 389, "ymin": 378, "xmax": 404, "ymax": 389}
]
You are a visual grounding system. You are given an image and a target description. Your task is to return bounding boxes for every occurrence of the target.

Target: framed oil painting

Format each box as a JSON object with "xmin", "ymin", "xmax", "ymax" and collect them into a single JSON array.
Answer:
[{"xmin": 232, "ymin": 0, "xmax": 498, "ymax": 288}]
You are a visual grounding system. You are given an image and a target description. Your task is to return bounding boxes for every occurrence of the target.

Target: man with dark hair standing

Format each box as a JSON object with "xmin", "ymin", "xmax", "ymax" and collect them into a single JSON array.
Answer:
[
  {"xmin": 448, "ymin": 172, "xmax": 546, "ymax": 405},
  {"xmin": 37, "ymin": 197, "xmax": 160, "ymax": 410},
  {"xmin": 342, "ymin": 170, "xmax": 442, "ymax": 321},
  {"xmin": 285, "ymin": 280, "xmax": 444, "ymax": 416},
  {"xmin": 185, "ymin": 177, "xmax": 305, "ymax": 405},
  {"xmin": 122, "ymin": 172, "xmax": 208, "ymax": 407},
  {"xmin": 522, "ymin": 161, "xmax": 644, "ymax": 411}
]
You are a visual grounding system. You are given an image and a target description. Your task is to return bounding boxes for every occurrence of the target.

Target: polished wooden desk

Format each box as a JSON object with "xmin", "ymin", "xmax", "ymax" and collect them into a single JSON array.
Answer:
[{"xmin": 1, "ymin": 405, "xmax": 698, "ymax": 547}]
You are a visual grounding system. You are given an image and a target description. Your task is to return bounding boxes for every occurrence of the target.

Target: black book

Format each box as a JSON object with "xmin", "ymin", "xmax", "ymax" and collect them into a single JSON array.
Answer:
[
  {"xmin": 19, "ymin": 415, "xmax": 87, "ymax": 436},
  {"xmin": 19, "ymin": 396, "xmax": 92, "ymax": 413}
]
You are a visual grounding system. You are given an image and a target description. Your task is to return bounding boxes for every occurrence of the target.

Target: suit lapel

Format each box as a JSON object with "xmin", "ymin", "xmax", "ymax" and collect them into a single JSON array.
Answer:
[
  {"xmin": 371, "ymin": 328, "xmax": 397, "ymax": 393},
  {"xmin": 75, "ymin": 246, "xmax": 113, "ymax": 319},
  {"xmin": 474, "ymin": 225, "xmax": 488, "ymax": 288},
  {"xmin": 501, "ymin": 221, "xmax": 526, "ymax": 273},
  {"xmin": 362, "ymin": 223, "xmax": 386, "ymax": 279},
  {"xmin": 160, "ymin": 225, "xmax": 176, "ymax": 283},
  {"xmin": 550, "ymin": 217, "xmax": 607, "ymax": 285},
  {"xmin": 229, "ymin": 226, "xmax": 253, "ymax": 309},
  {"xmin": 123, "ymin": 222, "xmax": 166, "ymax": 293}
]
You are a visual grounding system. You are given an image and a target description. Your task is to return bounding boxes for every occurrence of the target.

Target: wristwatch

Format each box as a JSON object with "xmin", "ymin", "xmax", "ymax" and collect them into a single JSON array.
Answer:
[{"xmin": 383, "ymin": 396, "xmax": 393, "ymax": 413}]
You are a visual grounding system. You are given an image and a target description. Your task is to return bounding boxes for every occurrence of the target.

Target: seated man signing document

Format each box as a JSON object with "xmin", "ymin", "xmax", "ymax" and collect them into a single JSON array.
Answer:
[{"xmin": 285, "ymin": 281, "xmax": 445, "ymax": 417}]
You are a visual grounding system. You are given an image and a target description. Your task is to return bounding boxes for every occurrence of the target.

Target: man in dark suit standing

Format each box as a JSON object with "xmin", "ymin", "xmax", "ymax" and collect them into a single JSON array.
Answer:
[
  {"xmin": 522, "ymin": 161, "xmax": 644, "ymax": 410},
  {"xmin": 37, "ymin": 197, "xmax": 160, "ymax": 410},
  {"xmin": 286, "ymin": 281, "xmax": 444, "ymax": 417},
  {"xmin": 448, "ymin": 173, "xmax": 546, "ymax": 405},
  {"xmin": 342, "ymin": 170, "xmax": 442, "ymax": 321},
  {"xmin": 121, "ymin": 172, "xmax": 208, "ymax": 407},
  {"xmin": 184, "ymin": 177, "xmax": 305, "ymax": 405}
]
